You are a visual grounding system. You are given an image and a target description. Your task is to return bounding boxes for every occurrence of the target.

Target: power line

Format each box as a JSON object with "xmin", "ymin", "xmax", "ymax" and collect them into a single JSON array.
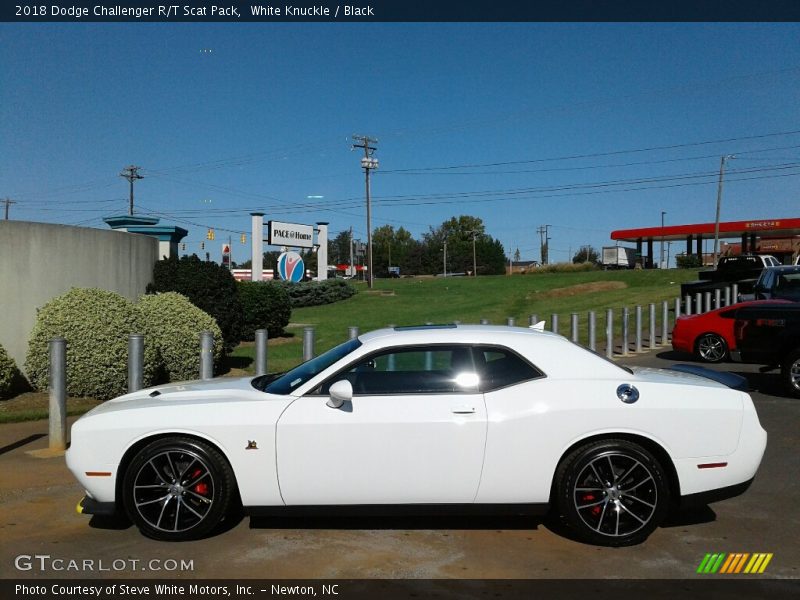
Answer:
[{"xmin": 378, "ymin": 128, "xmax": 800, "ymax": 174}]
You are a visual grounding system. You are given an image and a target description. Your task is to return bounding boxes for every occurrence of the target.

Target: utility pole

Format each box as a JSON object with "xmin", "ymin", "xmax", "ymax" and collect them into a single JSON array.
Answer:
[
  {"xmin": 713, "ymin": 155, "xmax": 734, "ymax": 268},
  {"xmin": 120, "ymin": 165, "xmax": 143, "ymax": 216},
  {"xmin": 470, "ymin": 230, "xmax": 478, "ymax": 276},
  {"xmin": 536, "ymin": 226, "xmax": 546, "ymax": 265},
  {"xmin": 660, "ymin": 211, "xmax": 667, "ymax": 269},
  {"xmin": 3, "ymin": 198, "xmax": 16, "ymax": 220},
  {"xmin": 349, "ymin": 226, "xmax": 354, "ymax": 277},
  {"xmin": 351, "ymin": 135, "xmax": 378, "ymax": 288}
]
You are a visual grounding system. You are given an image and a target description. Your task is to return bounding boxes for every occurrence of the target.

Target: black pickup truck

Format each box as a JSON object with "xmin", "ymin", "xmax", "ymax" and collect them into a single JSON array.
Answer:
[
  {"xmin": 731, "ymin": 302, "xmax": 800, "ymax": 398},
  {"xmin": 680, "ymin": 254, "xmax": 780, "ymax": 312}
]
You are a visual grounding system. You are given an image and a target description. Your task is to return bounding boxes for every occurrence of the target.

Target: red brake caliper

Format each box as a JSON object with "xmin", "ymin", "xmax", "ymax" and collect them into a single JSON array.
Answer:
[
  {"xmin": 190, "ymin": 468, "xmax": 209, "ymax": 496},
  {"xmin": 582, "ymin": 493, "xmax": 602, "ymax": 516}
]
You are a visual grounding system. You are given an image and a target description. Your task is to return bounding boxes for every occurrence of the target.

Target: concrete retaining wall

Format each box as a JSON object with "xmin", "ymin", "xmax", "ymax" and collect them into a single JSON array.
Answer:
[{"xmin": 0, "ymin": 221, "xmax": 158, "ymax": 372}]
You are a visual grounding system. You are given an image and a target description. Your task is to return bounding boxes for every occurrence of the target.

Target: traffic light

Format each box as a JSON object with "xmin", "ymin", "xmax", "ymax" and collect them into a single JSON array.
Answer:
[
  {"xmin": 206, "ymin": 228, "xmax": 215, "ymax": 241},
  {"xmin": 240, "ymin": 233, "xmax": 247, "ymax": 244},
  {"xmin": 181, "ymin": 243, "xmax": 186, "ymax": 251},
  {"xmin": 200, "ymin": 242, "xmax": 205, "ymax": 250}
]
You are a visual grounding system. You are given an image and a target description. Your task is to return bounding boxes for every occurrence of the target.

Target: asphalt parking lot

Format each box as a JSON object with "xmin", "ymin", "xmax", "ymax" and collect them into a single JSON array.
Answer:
[{"xmin": 1, "ymin": 348, "xmax": 798, "ymax": 580}]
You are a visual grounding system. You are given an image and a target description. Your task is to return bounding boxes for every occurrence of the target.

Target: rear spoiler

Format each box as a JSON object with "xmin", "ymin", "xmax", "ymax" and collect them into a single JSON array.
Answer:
[{"xmin": 667, "ymin": 364, "xmax": 748, "ymax": 392}]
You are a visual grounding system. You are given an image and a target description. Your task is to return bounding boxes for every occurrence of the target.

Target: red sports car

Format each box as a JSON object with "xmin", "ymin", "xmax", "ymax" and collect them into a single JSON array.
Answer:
[{"xmin": 672, "ymin": 299, "xmax": 792, "ymax": 363}]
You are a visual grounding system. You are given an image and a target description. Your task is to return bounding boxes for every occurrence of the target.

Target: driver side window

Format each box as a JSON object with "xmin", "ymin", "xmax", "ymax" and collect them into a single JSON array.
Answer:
[{"xmin": 317, "ymin": 345, "xmax": 478, "ymax": 395}]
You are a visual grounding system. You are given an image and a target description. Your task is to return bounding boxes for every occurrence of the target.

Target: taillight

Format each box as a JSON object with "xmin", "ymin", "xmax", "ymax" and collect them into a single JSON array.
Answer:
[{"xmin": 734, "ymin": 319, "xmax": 748, "ymax": 341}]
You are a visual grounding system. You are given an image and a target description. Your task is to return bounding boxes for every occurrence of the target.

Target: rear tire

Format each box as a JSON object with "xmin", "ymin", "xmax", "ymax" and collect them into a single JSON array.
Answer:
[
  {"xmin": 781, "ymin": 349, "xmax": 800, "ymax": 399},
  {"xmin": 554, "ymin": 439, "xmax": 670, "ymax": 546},
  {"xmin": 122, "ymin": 437, "xmax": 235, "ymax": 541},
  {"xmin": 695, "ymin": 333, "xmax": 728, "ymax": 363}
]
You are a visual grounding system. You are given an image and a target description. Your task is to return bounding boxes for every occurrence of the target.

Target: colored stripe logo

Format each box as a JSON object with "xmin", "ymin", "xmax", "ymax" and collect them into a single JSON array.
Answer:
[{"xmin": 696, "ymin": 553, "xmax": 773, "ymax": 574}]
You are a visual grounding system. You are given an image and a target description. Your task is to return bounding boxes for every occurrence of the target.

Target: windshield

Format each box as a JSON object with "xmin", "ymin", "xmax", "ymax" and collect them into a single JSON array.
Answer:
[{"xmin": 259, "ymin": 338, "xmax": 362, "ymax": 395}]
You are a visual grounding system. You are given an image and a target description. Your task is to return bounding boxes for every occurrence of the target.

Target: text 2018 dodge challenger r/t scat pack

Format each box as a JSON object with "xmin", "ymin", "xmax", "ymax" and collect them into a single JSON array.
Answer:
[{"xmin": 67, "ymin": 325, "xmax": 766, "ymax": 546}]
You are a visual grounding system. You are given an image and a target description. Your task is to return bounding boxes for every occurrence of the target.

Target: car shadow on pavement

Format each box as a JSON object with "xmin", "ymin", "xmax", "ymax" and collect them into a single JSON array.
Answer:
[
  {"xmin": 661, "ymin": 505, "xmax": 717, "ymax": 528},
  {"xmin": 732, "ymin": 371, "xmax": 787, "ymax": 398},
  {"xmin": 249, "ymin": 513, "xmax": 546, "ymax": 532}
]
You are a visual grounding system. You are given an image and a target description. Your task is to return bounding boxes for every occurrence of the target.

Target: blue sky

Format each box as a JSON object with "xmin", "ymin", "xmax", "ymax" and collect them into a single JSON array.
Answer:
[{"xmin": 2, "ymin": 23, "xmax": 799, "ymax": 264}]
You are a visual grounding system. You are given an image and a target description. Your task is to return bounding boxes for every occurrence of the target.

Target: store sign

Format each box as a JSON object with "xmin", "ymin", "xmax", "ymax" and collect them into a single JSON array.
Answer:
[
  {"xmin": 277, "ymin": 252, "xmax": 305, "ymax": 283},
  {"xmin": 745, "ymin": 221, "xmax": 781, "ymax": 229},
  {"xmin": 268, "ymin": 220, "xmax": 314, "ymax": 248}
]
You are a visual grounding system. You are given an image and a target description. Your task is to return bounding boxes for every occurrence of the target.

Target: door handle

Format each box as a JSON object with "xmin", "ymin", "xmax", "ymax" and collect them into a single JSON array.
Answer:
[{"xmin": 451, "ymin": 405, "xmax": 476, "ymax": 414}]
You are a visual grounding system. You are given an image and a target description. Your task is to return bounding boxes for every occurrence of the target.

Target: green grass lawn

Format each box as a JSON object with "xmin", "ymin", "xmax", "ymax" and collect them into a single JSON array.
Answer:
[{"xmin": 231, "ymin": 268, "xmax": 698, "ymax": 375}]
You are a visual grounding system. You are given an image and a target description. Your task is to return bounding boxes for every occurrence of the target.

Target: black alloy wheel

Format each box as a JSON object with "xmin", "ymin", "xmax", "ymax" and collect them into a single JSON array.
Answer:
[
  {"xmin": 554, "ymin": 439, "xmax": 670, "ymax": 546},
  {"xmin": 123, "ymin": 437, "xmax": 235, "ymax": 541}
]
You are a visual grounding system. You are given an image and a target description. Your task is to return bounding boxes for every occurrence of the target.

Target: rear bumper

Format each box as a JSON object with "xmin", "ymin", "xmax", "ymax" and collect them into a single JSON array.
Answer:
[{"xmin": 680, "ymin": 477, "xmax": 754, "ymax": 508}]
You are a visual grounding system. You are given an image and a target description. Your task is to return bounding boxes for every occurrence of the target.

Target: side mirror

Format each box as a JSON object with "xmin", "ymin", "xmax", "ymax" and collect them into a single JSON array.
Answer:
[{"xmin": 327, "ymin": 380, "xmax": 353, "ymax": 409}]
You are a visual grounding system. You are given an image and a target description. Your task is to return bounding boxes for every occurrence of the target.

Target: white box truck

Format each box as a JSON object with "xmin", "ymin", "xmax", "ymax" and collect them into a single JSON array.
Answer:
[{"xmin": 602, "ymin": 246, "xmax": 636, "ymax": 269}]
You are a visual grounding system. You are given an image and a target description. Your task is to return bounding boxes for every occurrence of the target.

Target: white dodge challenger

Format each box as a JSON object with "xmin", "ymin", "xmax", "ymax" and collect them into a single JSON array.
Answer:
[{"xmin": 67, "ymin": 324, "xmax": 767, "ymax": 546}]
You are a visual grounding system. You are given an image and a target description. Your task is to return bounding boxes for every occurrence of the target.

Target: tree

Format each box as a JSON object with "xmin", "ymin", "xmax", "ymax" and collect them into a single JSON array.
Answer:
[
  {"xmin": 572, "ymin": 245, "xmax": 600, "ymax": 264},
  {"xmin": 419, "ymin": 216, "xmax": 505, "ymax": 275},
  {"xmin": 513, "ymin": 248, "xmax": 521, "ymax": 262}
]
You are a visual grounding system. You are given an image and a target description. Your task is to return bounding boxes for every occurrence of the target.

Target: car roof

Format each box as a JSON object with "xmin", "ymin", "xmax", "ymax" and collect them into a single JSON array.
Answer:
[{"xmin": 358, "ymin": 323, "xmax": 563, "ymax": 345}]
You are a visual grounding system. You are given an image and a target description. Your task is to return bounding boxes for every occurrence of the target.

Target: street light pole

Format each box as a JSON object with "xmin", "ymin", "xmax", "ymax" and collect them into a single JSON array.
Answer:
[
  {"xmin": 660, "ymin": 211, "xmax": 666, "ymax": 269},
  {"xmin": 713, "ymin": 155, "xmax": 734, "ymax": 268}
]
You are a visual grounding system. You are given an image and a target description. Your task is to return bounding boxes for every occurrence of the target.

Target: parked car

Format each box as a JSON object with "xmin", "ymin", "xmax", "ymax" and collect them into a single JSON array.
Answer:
[
  {"xmin": 680, "ymin": 254, "xmax": 780, "ymax": 312},
  {"xmin": 672, "ymin": 299, "xmax": 792, "ymax": 362},
  {"xmin": 749, "ymin": 265, "xmax": 800, "ymax": 302},
  {"xmin": 68, "ymin": 325, "xmax": 766, "ymax": 546},
  {"xmin": 731, "ymin": 302, "xmax": 800, "ymax": 398}
]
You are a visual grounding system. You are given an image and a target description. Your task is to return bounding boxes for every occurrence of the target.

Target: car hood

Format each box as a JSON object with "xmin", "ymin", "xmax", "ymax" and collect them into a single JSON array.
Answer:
[{"xmin": 81, "ymin": 376, "xmax": 283, "ymax": 418}]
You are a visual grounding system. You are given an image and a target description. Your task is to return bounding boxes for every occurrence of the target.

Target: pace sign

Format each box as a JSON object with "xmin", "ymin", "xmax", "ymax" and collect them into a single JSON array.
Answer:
[{"xmin": 268, "ymin": 220, "xmax": 314, "ymax": 248}]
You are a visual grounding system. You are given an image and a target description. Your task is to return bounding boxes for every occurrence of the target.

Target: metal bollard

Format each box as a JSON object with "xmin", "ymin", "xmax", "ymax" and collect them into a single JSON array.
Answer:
[
  {"xmin": 661, "ymin": 301, "xmax": 669, "ymax": 345},
  {"xmin": 622, "ymin": 307, "xmax": 630, "ymax": 356},
  {"xmin": 635, "ymin": 305, "xmax": 643, "ymax": 353},
  {"xmin": 685, "ymin": 294, "xmax": 692, "ymax": 316},
  {"xmin": 649, "ymin": 303, "xmax": 656, "ymax": 350},
  {"xmin": 348, "ymin": 326, "xmax": 360, "ymax": 340},
  {"xmin": 528, "ymin": 314, "xmax": 539, "ymax": 327},
  {"xmin": 714, "ymin": 289, "xmax": 721, "ymax": 310},
  {"xmin": 570, "ymin": 313, "xmax": 579, "ymax": 343},
  {"xmin": 49, "ymin": 337, "xmax": 67, "ymax": 452},
  {"xmin": 588, "ymin": 311, "xmax": 596, "ymax": 351},
  {"xmin": 704, "ymin": 291, "xmax": 712, "ymax": 313},
  {"xmin": 255, "ymin": 329, "xmax": 268, "ymax": 376},
  {"xmin": 732, "ymin": 283, "xmax": 739, "ymax": 304},
  {"xmin": 724, "ymin": 287, "xmax": 731, "ymax": 307},
  {"xmin": 695, "ymin": 292, "xmax": 702, "ymax": 315},
  {"xmin": 303, "ymin": 327, "xmax": 315, "ymax": 361},
  {"xmin": 506, "ymin": 317, "xmax": 515, "ymax": 327},
  {"xmin": 605, "ymin": 308, "xmax": 614, "ymax": 358},
  {"xmin": 128, "ymin": 334, "xmax": 144, "ymax": 393},
  {"xmin": 200, "ymin": 331, "xmax": 214, "ymax": 380},
  {"xmin": 480, "ymin": 318, "xmax": 490, "ymax": 325},
  {"xmin": 675, "ymin": 297, "xmax": 682, "ymax": 321}
]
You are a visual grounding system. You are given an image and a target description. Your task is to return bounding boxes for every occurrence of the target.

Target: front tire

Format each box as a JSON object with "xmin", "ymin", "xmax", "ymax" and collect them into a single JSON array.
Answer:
[
  {"xmin": 781, "ymin": 349, "xmax": 800, "ymax": 399},
  {"xmin": 554, "ymin": 439, "xmax": 670, "ymax": 546},
  {"xmin": 695, "ymin": 333, "xmax": 728, "ymax": 363},
  {"xmin": 122, "ymin": 437, "xmax": 235, "ymax": 541}
]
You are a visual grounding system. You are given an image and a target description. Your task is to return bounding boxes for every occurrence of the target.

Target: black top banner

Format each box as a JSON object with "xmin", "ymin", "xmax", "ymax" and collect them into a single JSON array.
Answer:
[{"xmin": 4, "ymin": 1, "xmax": 800, "ymax": 23}]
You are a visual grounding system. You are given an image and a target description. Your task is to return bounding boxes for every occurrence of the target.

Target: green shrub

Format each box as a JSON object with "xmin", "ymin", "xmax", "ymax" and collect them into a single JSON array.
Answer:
[
  {"xmin": 237, "ymin": 282, "xmax": 292, "ymax": 339},
  {"xmin": 676, "ymin": 254, "xmax": 703, "ymax": 269},
  {"xmin": 525, "ymin": 262, "xmax": 598, "ymax": 274},
  {"xmin": 137, "ymin": 293, "xmax": 223, "ymax": 382},
  {"xmin": 147, "ymin": 256, "xmax": 243, "ymax": 352},
  {"xmin": 24, "ymin": 288, "xmax": 159, "ymax": 401},
  {"xmin": 275, "ymin": 279, "xmax": 357, "ymax": 308},
  {"xmin": 0, "ymin": 343, "xmax": 21, "ymax": 399}
]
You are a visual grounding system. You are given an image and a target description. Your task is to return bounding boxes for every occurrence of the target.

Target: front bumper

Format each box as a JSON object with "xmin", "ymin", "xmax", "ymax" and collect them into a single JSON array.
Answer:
[{"xmin": 76, "ymin": 496, "xmax": 117, "ymax": 516}]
